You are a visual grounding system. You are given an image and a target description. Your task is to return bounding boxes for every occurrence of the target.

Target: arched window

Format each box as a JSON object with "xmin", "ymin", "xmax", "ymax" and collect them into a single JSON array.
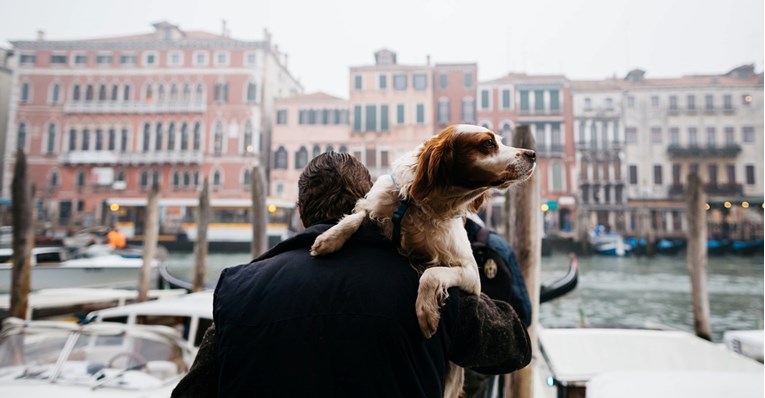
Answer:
[
  {"xmin": 17, "ymin": 123, "xmax": 27, "ymax": 150},
  {"xmin": 111, "ymin": 84, "xmax": 119, "ymax": 101},
  {"xmin": 212, "ymin": 170, "xmax": 221, "ymax": 187},
  {"xmin": 551, "ymin": 161, "xmax": 565, "ymax": 193},
  {"xmin": 213, "ymin": 122, "xmax": 224, "ymax": 155},
  {"xmin": 274, "ymin": 146, "xmax": 288, "ymax": 169},
  {"xmin": 152, "ymin": 170, "xmax": 160, "ymax": 186},
  {"xmin": 49, "ymin": 170, "xmax": 59, "ymax": 188},
  {"xmin": 145, "ymin": 84, "xmax": 153, "ymax": 103},
  {"xmin": 68, "ymin": 129, "xmax": 77, "ymax": 151},
  {"xmin": 182, "ymin": 84, "xmax": 191, "ymax": 101},
  {"xmin": 170, "ymin": 84, "xmax": 178, "ymax": 102},
  {"xmin": 325, "ymin": 145, "xmax": 334, "ymax": 153},
  {"xmin": 180, "ymin": 122, "xmax": 189, "ymax": 150},
  {"xmin": 195, "ymin": 83, "xmax": 204, "ymax": 102},
  {"xmin": 108, "ymin": 128, "xmax": 116, "ymax": 151},
  {"xmin": 46, "ymin": 123, "xmax": 56, "ymax": 153},
  {"xmin": 193, "ymin": 122, "xmax": 201, "ymax": 150},
  {"xmin": 73, "ymin": 84, "xmax": 81, "ymax": 101},
  {"xmin": 85, "ymin": 84, "xmax": 94, "ymax": 101},
  {"xmin": 98, "ymin": 84, "xmax": 107, "ymax": 101},
  {"xmin": 172, "ymin": 171, "xmax": 180, "ymax": 188},
  {"xmin": 295, "ymin": 146, "xmax": 308, "ymax": 169},
  {"xmin": 157, "ymin": 84, "xmax": 166, "ymax": 102},
  {"xmin": 243, "ymin": 121, "xmax": 253, "ymax": 154},
  {"xmin": 50, "ymin": 82, "xmax": 61, "ymax": 104},
  {"xmin": 140, "ymin": 170, "xmax": 149, "ymax": 188},
  {"xmin": 312, "ymin": 144, "xmax": 321, "ymax": 158},
  {"xmin": 242, "ymin": 168, "xmax": 251, "ymax": 188},
  {"xmin": 20, "ymin": 82, "xmax": 30, "ymax": 103},
  {"xmin": 183, "ymin": 171, "xmax": 190, "ymax": 187},
  {"xmin": 123, "ymin": 84, "xmax": 131, "ymax": 101},
  {"xmin": 142, "ymin": 123, "xmax": 151, "ymax": 151},
  {"xmin": 167, "ymin": 122, "xmax": 176, "ymax": 151},
  {"xmin": 76, "ymin": 170, "xmax": 86, "ymax": 189},
  {"xmin": 338, "ymin": 145, "xmax": 348, "ymax": 153},
  {"xmin": 120, "ymin": 128, "xmax": 129, "ymax": 152},
  {"xmin": 246, "ymin": 82, "xmax": 257, "ymax": 102},
  {"xmin": 155, "ymin": 122, "xmax": 163, "ymax": 151},
  {"xmin": 95, "ymin": 129, "xmax": 103, "ymax": 151},
  {"xmin": 82, "ymin": 129, "xmax": 90, "ymax": 151}
]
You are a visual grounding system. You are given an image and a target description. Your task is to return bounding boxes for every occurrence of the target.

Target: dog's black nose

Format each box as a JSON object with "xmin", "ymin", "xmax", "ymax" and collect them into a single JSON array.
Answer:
[{"xmin": 524, "ymin": 150, "xmax": 536, "ymax": 162}]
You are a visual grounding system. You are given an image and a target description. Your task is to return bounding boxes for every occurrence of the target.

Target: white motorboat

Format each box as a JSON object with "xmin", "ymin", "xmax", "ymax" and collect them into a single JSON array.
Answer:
[
  {"xmin": 534, "ymin": 326, "xmax": 764, "ymax": 398},
  {"xmin": 87, "ymin": 291, "xmax": 213, "ymax": 350},
  {"xmin": 0, "ymin": 317, "xmax": 194, "ymax": 397},
  {"xmin": 590, "ymin": 225, "xmax": 632, "ymax": 256},
  {"xmin": 0, "ymin": 245, "xmax": 160, "ymax": 294}
]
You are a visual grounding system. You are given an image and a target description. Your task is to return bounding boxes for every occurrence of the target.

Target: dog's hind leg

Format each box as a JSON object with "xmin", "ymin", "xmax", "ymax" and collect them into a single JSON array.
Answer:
[{"xmin": 310, "ymin": 210, "xmax": 368, "ymax": 256}]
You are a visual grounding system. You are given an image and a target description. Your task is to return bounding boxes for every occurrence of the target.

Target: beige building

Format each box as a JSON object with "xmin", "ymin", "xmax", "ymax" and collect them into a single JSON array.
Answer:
[
  {"xmin": 619, "ymin": 65, "xmax": 763, "ymax": 240},
  {"xmin": 347, "ymin": 49, "xmax": 436, "ymax": 178}
]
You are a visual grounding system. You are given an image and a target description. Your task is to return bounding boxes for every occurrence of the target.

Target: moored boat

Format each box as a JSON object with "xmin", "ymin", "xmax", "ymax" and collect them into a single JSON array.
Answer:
[{"xmin": 0, "ymin": 245, "xmax": 160, "ymax": 294}]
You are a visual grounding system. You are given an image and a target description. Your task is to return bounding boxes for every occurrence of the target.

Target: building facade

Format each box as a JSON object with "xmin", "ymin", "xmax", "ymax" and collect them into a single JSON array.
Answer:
[
  {"xmin": 5, "ymin": 22, "xmax": 302, "ymax": 235},
  {"xmin": 571, "ymin": 79, "xmax": 628, "ymax": 240},
  {"xmin": 476, "ymin": 73, "xmax": 577, "ymax": 236},
  {"xmin": 621, "ymin": 66, "xmax": 764, "ymax": 241},
  {"xmin": 270, "ymin": 92, "xmax": 350, "ymax": 201}
]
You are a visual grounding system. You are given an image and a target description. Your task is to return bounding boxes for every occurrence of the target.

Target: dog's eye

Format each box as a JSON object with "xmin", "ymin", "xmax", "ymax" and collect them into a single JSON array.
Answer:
[{"xmin": 482, "ymin": 139, "xmax": 496, "ymax": 149}]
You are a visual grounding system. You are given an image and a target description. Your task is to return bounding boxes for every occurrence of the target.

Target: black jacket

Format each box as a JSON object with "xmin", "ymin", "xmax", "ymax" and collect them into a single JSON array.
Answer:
[{"xmin": 174, "ymin": 223, "xmax": 530, "ymax": 398}]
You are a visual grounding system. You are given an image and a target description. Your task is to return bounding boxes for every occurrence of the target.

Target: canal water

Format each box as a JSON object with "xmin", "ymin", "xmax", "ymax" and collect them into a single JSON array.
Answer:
[{"xmin": 165, "ymin": 250, "xmax": 763, "ymax": 342}]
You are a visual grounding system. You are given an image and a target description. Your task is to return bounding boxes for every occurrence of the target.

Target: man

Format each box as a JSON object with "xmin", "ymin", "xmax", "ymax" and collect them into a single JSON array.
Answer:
[{"xmin": 172, "ymin": 152, "xmax": 531, "ymax": 397}]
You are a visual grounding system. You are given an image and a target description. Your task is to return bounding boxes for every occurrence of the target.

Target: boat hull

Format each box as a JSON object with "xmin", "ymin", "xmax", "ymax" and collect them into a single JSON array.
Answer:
[{"xmin": 0, "ymin": 265, "xmax": 159, "ymax": 294}]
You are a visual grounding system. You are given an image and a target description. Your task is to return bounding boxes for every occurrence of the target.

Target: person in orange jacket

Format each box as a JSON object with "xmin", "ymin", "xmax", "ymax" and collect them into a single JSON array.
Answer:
[{"xmin": 107, "ymin": 227, "xmax": 126, "ymax": 249}]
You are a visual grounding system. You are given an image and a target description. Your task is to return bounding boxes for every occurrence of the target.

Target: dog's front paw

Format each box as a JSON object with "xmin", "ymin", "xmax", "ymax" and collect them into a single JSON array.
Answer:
[
  {"xmin": 310, "ymin": 233, "xmax": 341, "ymax": 256},
  {"xmin": 416, "ymin": 278, "xmax": 449, "ymax": 338}
]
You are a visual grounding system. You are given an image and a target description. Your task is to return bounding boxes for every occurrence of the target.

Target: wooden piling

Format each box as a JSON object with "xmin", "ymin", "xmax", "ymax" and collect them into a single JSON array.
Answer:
[
  {"xmin": 9, "ymin": 150, "xmax": 33, "ymax": 319},
  {"xmin": 251, "ymin": 163, "xmax": 268, "ymax": 258},
  {"xmin": 686, "ymin": 173, "xmax": 712, "ymax": 340},
  {"xmin": 192, "ymin": 179, "xmax": 209, "ymax": 292},
  {"xmin": 138, "ymin": 183, "xmax": 159, "ymax": 302},
  {"xmin": 506, "ymin": 125, "xmax": 540, "ymax": 398}
]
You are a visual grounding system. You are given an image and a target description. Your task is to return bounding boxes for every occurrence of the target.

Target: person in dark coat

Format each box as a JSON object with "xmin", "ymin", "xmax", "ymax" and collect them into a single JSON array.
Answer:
[{"xmin": 172, "ymin": 152, "xmax": 531, "ymax": 398}]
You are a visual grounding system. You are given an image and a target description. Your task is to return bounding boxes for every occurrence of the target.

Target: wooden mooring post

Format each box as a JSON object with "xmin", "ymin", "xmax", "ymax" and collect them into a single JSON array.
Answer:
[
  {"xmin": 251, "ymin": 163, "xmax": 268, "ymax": 258},
  {"xmin": 138, "ymin": 183, "xmax": 160, "ymax": 302},
  {"xmin": 193, "ymin": 179, "xmax": 210, "ymax": 292},
  {"xmin": 506, "ymin": 125, "xmax": 540, "ymax": 398},
  {"xmin": 9, "ymin": 150, "xmax": 33, "ymax": 319},
  {"xmin": 686, "ymin": 173, "xmax": 712, "ymax": 340}
]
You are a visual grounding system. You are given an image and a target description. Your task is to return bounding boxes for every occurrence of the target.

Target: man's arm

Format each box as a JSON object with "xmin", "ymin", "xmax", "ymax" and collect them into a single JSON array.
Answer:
[
  {"xmin": 449, "ymin": 292, "xmax": 532, "ymax": 374},
  {"xmin": 171, "ymin": 324, "xmax": 219, "ymax": 398}
]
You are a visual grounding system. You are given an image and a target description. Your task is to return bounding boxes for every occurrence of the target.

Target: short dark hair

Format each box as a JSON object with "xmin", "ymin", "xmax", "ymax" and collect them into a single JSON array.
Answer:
[{"xmin": 297, "ymin": 152, "xmax": 372, "ymax": 227}]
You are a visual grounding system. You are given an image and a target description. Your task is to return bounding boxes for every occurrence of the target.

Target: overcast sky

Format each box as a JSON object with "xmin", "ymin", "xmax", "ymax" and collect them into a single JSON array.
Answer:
[{"xmin": 0, "ymin": 0, "xmax": 762, "ymax": 98}]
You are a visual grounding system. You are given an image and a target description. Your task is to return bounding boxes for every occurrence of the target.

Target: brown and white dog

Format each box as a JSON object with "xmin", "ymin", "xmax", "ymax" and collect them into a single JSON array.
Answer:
[{"xmin": 310, "ymin": 124, "xmax": 535, "ymax": 397}]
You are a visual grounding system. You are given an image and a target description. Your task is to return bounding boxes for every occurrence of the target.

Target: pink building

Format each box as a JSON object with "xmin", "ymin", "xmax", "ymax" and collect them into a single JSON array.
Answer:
[
  {"xmin": 6, "ymin": 22, "xmax": 302, "ymax": 242},
  {"xmin": 270, "ymin": 92, "xmax": 350, "ymax": 201},
  {"xmin": 477, "ymin": 73, "xmax": 577, "ymax": 236},
  {"xmin": 432, "ymin": 63, "xmax": 478, "ymax": 129}
]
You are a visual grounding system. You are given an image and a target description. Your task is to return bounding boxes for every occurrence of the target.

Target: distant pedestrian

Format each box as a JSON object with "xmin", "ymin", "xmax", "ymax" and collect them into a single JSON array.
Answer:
[{"xmin": 107, "ymin": 227, "xmax": 126, "ymax": 249}]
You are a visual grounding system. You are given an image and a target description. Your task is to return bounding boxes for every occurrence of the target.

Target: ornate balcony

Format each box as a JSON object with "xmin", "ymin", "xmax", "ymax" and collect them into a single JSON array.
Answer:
[
  {"xmin": 59, "ymin": 150, "xmax": 204, "ymax": 165},
  {"xmin": 64, "ymin": 101, "xmax": 206, "ymax": 114},
  {"xmin": 666, "ymin": 144, "xmax": 741, "ymax": 158}
]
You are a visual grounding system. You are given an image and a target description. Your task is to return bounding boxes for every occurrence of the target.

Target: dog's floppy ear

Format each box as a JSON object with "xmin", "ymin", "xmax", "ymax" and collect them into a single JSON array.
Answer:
[
  {"xmin": 410, "ymin": 131, "xmax": 454, "ymax": 202},
  {"xmin": 468, "ymin": 191, "xmax": 490, "ymax": 213}
]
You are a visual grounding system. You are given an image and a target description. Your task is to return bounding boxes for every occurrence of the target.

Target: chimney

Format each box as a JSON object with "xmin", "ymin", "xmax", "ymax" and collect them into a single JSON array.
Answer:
[
  {"xmin": 37, "ymin": 30, "xmax": 45, "ymax": 41},
  {"xmin": 222, "ymin": 20, "xmax": 228, "ymax": 37},
  {"xmin": 426, "ymin": 55, "xmax": 431, "ymax": 66}
]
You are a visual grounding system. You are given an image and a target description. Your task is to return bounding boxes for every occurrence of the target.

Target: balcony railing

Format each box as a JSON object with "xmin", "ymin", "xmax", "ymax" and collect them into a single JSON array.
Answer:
[
  {"xmin": 537, "ymin": 144, "xmax": 565, "ymax": 155},
  {"xmin": 59, "ymin": 150, "xmax": 204, "ymax": 165},
  {"xmin": 518, "ymin": 108, "xmax": 562, "ymax": 115},
  {"xmin": 64, "ymin": 101, "xmax": 207, "ymax": 114},
  {"xmin": 668, "ymin": 183, "xmax": 743, "ymax": 197},
  {"xmin": 666, "ymin": 144, "xmax": 741, "ymax": 158}
]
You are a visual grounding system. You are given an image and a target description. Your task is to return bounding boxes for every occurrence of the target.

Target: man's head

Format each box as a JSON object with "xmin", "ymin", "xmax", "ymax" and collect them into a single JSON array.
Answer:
[{"xmin": 297, "ymin": 152, "xmax": 372, "ymax": 227}]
